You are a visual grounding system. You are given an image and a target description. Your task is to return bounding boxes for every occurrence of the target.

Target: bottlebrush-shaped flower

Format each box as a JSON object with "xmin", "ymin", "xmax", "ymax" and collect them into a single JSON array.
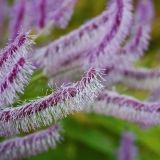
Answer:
[
  {"xmin": 0, "ymin": 68, "xmax": 104, "ymax": 137},
  {"xmin": 85, "ymin": 90, "xmax": 160, "ymax": 126},
  {"xmin": 103, "ymin": 67, "xmax": 160, "ymax": 90},
  {"xmin": 51, "ymin": 0, "xmax": 77, "ymax": 29},
  {"xmin": 0, "ymin": 31, "xmax": 36, "ymax": 107},
  {"xmin": 118, "ymin": 132, "xmax": 137, "ymax": 160},
  {"xmin": 8, "ymin": 0, "xmax": 77, "ymax": 36},
  {"xmin": 118, "ymin": 68, "xmax": 160, "ymax": 91},
  {"xmin": 0, "ymin": 57, "xmax": 35, "ymax": 107},
  {"xmin": 115, "ymin": 0, "xmax": 154, "ymax": 66},
  {"xmin": 0, "ymin": 31, "xmax": 35, "ymax": 78},
  {"xmin": 103, "ymin": 0, "xmax": 154, "ymax": 71},
  {"xmin": 0, "ymin": 124, "xmax": 62, "ymax": 160},
  {"xmin": 32, "ymin": 0, "xmax": 77, "ymax": 29},
  {"xmin": 32, "ymin": 0, "xmax": 120, "ymax": 75},
  {"xmin": 101, "ymin": 1, "xmax": 154, "ymax": 88},
  {"xmin": 8, "ymin": 0, "xmax": 26, "ymax": 41},
  {"xmin": 86, "ymin": 0, "xmax": 154, "ymax": 87},
  {"xmin": 87, "ymin": 0, "xmax": 132, "ymax": 68}
]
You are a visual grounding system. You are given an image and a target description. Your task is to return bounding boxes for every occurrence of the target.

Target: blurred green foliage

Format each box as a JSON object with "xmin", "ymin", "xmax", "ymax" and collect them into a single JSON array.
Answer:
[{"xmin": 8, "ymin": 0, "xmax": 160, "ymax": 159}]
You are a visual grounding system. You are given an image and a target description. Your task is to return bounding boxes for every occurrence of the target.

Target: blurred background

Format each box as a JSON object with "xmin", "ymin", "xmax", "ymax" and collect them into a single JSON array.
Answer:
[{"xmin": 1, "ymin": 0, "xmax": 160, "ymax": 159}]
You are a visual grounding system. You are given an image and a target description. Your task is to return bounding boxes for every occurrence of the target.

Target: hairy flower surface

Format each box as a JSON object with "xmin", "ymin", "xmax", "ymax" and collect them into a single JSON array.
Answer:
[
  {"xmin": 103, "ymin": 67, "xmax": 160, "ymax": 90},
  {"xmin": 0, "ymin": 68, "xmax": 103, "ymax": 137},
  {"xmin": 0, "ymin": 31, "xmax": 36, "ymax": 107},
  {"xmin": 88, "ymin": 0, "xmax": 132, "ymax": 68},
  {"xmin": 33, "ymin": 0, "xmax": 121, "ymax": 75},
  {"xmin": 85, "ymin": 90, "xmax": 160, "ymax": 126},
  {"xmin": 0, "ymin": 124, "xmax": 62, "ymax": 160},
  {"xmin": 9, "ymin": 0, "xmax": 26, "ymax": 41},
  {"xmin": 9, "ymin": 0, "xmax": 77, "ymax": 36}
]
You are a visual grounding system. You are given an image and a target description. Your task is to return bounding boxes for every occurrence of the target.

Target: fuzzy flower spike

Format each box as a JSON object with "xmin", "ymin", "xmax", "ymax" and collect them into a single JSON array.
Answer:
[
  {"xmin": 0, "ymin": 68, "xmax": 104, "ymax": 137},
  {"xmin": 87, "ymin": 0, "xmax": 133, "ymax": 69},
  {"xmin": 0, "ymin": 31, "xmax": 36, "ymax": 107},
  {"xmin": 0, "ymin": 124, "xmax": 62, "ymax": 160},
  {"xmin": 118, "ymin": 131, "xmax": 137, "ymax": 160},
  {"xmin": 85, "ymin": 90, "xmax": 160, "ymax": 127}
]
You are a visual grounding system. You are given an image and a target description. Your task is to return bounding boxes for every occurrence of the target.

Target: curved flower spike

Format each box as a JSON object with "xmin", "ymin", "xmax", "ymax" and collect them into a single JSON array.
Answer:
[
  {"xmin": 0, "ymin": 31, "xmax": 36, "ymax": 107},
  {"xmin": 118, "ymin": 132, "xmax": 137, "ymax": 160},
  {"xmin": 9, "ymin": 0, "xmax": 26, "ymax": 41},
  {"xmin": 94, "ymin": 0, "xmax": 154, "ymax": 78},
  {"xmin": 0, "ymin": 124, "xmax": 62, "ymax": 160},
  {"xmin": 119, "ymin": 68, "xmax": 160, "ymax": 91},
  {"xmin": 87, "ymin": 0, "xmax": 133, "ymax": 68},
  {"xmin": 85, "ymin": 90, "xmax": 160, "ymax": 126},
  {"xmin": 32, "ymin": 0, "xmax": 118, "ymax": 75},
  {"xmin": 51, "ymin": 0, "xmax": 77, "ymax": 29},
  {"xmin": 118, "ymin": 0, "xmax": 154, "ymax": 64},
  {"xmin": 0, "ymin": 68, "xmax": 104, "ymax": 137},
  {"xmin": 0, "ymin": 57, "xmax": 35, "ymax": 107},
  {"xmin": 0, "ymin": 31, "xmax": 35, "ymax": 79},
  {"xmin": 103, "ymin": 66, "xmax": 160, "ymax": 90},
  {"xmin": 34, "ymin": 0, "xmax": 77, "ymax": 29}
]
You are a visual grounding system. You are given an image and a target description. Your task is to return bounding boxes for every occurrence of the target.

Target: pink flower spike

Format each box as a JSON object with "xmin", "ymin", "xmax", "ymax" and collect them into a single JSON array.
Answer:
[
  {"xmin": 0, "ymin": 124, "xmax": 62, "ymax": 160},
  {"xmin": 32, "ymin": 0, "xmax": 118, "ymax": 75},
  {"xmin": 9, "ymin": 0, "xmax": 26, "ymax": 41},
  {"xmin": 0, "ymin": 31, "xmax": 36, "ymax": 81},
  {"xmin": 118, "ymin": 132, "xmax": 137, "ymax": 160},
  {"xmin": 87, "ymin": 0, "xmax": 133, "ymax": 68},
  {"xmin": 52, "ymin": 0, "xmax": 77, "ymax": 29},
  {"xmin": 85, "ymin": 90, "xmax": 160, "ymax": 126},
  {"xmin": 103, "ymin": 66, "xmax": 160, "ymax": 90},
  {"xmin": 0, "ymin": 57, "xmax": 35, "ymax": 107},
  {"xmin": 0, "ymin": 68, "xmax": 104, "ymax": 137},
  {"xmin": 118, "ymin": 68, "xmax": 160, "ymax": 91},
  {"xmin": 119, "ymin": 0, "xmax": 154, "ymax": 63}
]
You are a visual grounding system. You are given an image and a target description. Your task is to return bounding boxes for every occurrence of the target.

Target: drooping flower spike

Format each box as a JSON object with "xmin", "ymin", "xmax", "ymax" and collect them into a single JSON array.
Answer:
[
  {"xmin": 51, "ymin": 0, "xmax": 77, "ymax": 29},
  {"xmin": 0, "ymin": 57, "xmax": 35, "ymax": 107},
  {"xmin": 94, "ymin": 0, "xmax": 154, "ymax": 72},
  {"xmin": 8, "ymin": 0, "xmax": 77, "ymax": 36},
  {"xmin": 9, "ymin": 0, "xmax": 26, "ymax": 41},
  {"xmin": 31, "ymin": 0, "xmax": 77, "ymax": 30},
  {"xmin": 0, "ymin": 68, "xmax": 104, "ymax": 137},
  {"xmin": 85, "ymin": 90, "xmax": 160, "ymax": 126},
  {"xmin": 87, "ymin": 0, "xmax": 133, "ymax": 69},
  {"xmin": 99, "ymin": 0, "xmax": 154, "ymax": 88},
  {"xmin": 103, "ymin": 66, "xmax": 160, "ymax": 91},
  {"xmin": 32, "ymin": 0, "xmax": 124, "ymax": 75},
  {"xmin": 0, "ymin": 124, "xmax": 62, "ymax": 160},
  {"xmin": 118, "ymin": 131, "xmax": 137, "ymax": 160},
  {"xmin": 0, "ymin": 31, "xmax": 36, "ymax": 107},
  {"xmin": 0, "ymin": 31, "xmax": 35, "ymax": 78},
  {"xmin": 116, "ymin": 0, "xmax": 154, "ymax": 65}
]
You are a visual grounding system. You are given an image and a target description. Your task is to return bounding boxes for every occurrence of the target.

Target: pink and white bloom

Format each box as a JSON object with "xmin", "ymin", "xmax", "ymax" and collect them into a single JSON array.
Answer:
[{"xmin": 0, "ymin": 124, "xmax": 62, "ymax": 160}]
